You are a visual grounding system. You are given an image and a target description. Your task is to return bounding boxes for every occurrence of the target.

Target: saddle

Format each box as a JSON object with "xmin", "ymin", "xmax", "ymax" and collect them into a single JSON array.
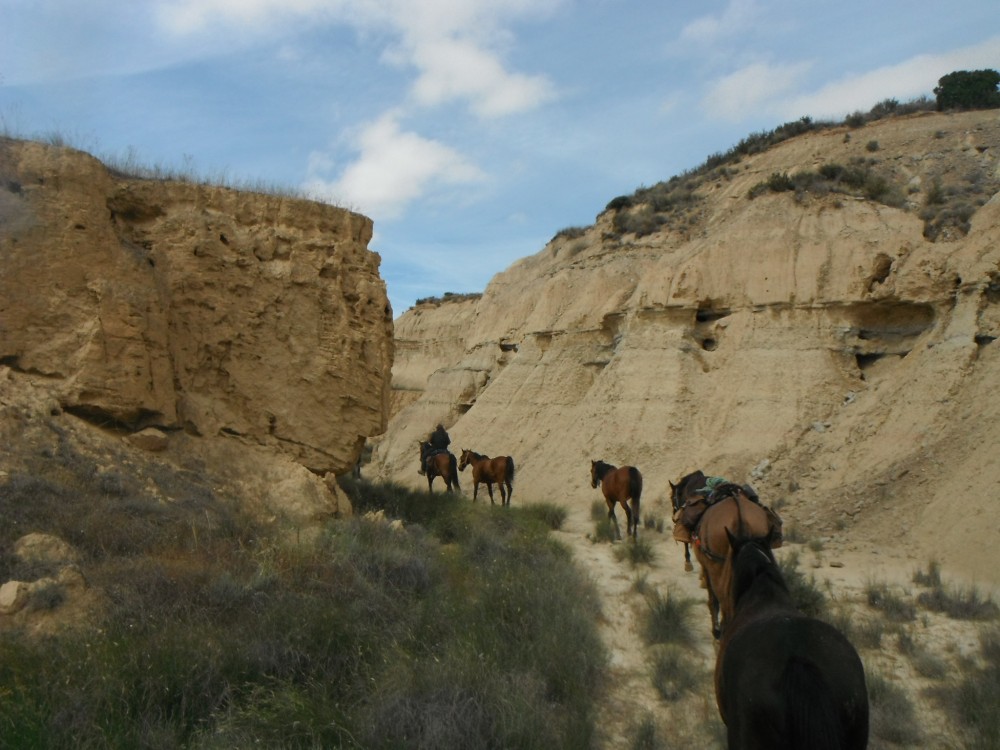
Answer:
[{"xmin": 672, "ymin": 483, "xmax": 784, "ymax": 548}]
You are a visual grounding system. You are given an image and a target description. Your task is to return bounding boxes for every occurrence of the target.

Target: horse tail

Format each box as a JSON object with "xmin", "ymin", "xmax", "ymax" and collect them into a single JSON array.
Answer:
[
  {"xmin": 629, "ymin": 467, "xmax": 642, "ymax": 520},
  {"xmin": 449, "ymin": 453, "xmax": 460, "ymax": 489},
  {"xmin": 783, "ymin": 657, "xmax": 842, "ymax": 750},
  {"xmin": 507, "ymin": 457, "xmax": 515, "ymax": 484}
]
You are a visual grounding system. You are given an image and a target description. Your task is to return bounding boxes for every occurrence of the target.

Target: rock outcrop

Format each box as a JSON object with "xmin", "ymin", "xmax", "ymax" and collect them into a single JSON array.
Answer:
[
  {"xmin": 373, "ymin": 110, "xmax": 1000, "ymax": 584},
  {"xmin": 0, "ymin": 138, "xmax": 393, "ymax": 476}
]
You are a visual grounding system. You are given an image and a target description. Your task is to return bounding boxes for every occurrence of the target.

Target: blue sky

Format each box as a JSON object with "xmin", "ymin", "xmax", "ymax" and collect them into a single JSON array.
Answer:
[{"xmin": 2, "ymin": 1, "xmax": 998, "ymax": 317}]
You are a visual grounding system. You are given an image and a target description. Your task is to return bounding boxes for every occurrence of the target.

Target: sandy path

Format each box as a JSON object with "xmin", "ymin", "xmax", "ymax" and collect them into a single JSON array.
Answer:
[{"xmin": 552, "ymin": 494, "xmax": 985, "ymax": 749}]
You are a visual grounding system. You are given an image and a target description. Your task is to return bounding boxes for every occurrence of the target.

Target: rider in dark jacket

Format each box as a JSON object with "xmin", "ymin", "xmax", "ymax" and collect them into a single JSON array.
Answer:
[
  {"xmin": 419, "ymin": 424, "xmax": 451, "ymax": 475},
  {"xmin": 429, "ymin": 424, "xmax": 451, "ymax": 451}
]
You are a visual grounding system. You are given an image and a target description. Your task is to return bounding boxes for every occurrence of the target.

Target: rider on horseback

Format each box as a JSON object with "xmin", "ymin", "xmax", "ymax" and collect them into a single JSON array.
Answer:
[{"xmin": 418, "ymin": 424, "xmax": 451, "ymax": 475}]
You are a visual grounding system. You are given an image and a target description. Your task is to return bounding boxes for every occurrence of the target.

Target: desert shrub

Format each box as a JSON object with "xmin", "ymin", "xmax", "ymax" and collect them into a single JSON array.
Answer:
[
  {"xmin": 552, "ymin": 225, "xmax": 587, "ymax": 242},
  {"xmin": 916, "ymin": 582, "xmax": 999, "ymax": 620},
  {"xmin": 0, "ymin": 478, "xmax": 607, "ymax": 749},
  {"xmin": 928, "ymin": 626, "xmax": 1000, "ymax": 749},
  {"xmin": 909, "ymin": 647, "xmax": 948, "ymax": 679},
  {"xmin": 865, "ymin": 580, "xmax": 917, "ymax": 622},
  {"xmin": 867, "ymin": 668, "xmax": 923, "ymax": 746},
  {"xmin": 866, "ymin": 140, "xmax": 880, "ymax": 152},
  {"xmin": 628, "ymin": 714, "xmax": 665, "ymax": 750},
  {"xmin": 650, "ymin": 645, "xmax": 701, "ymax": 701},
  {"xmin": 614, "ymin": 537, "xmax": 655, "ymax": 567},
  {"xmin": 643, "ymin": 588, "xmax": 696, "ymax": 647},
  {"xmin": 777, "ymin": 551, "xmax": 826, "ymax": 617},
  {"xmin": 853, "ymin": 616, "xmax": 886, "ymax": 649},
  {"xmin": 521, "ymin": 502, "xmax": 567, "ymax": 530}
]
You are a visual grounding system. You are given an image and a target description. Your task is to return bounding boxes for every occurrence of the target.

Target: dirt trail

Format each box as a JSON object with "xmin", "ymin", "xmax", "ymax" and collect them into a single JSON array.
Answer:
[{"xmin": 553, "ymin": 494, "xmax": 986, "ymax": 749}]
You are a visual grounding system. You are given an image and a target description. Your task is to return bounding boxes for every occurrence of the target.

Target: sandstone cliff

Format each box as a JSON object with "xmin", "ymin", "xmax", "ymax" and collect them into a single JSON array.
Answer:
[
  {"xmin": 373, "ymin": 110, "xmax": 1000, "ymax": 584},
  {"xmin": 1, "ymin": 138, "xmax": 393, "ymax": 520}
]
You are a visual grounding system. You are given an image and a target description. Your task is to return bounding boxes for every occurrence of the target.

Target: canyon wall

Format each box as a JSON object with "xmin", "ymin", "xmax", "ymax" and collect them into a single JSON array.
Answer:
[
  {"xmin": 0, "ymin": 138, "xmax": 393, "ymax": 520},
  {"xmin": 372, "ymin": 110, "xmax": 1000, "ymax": 582}
]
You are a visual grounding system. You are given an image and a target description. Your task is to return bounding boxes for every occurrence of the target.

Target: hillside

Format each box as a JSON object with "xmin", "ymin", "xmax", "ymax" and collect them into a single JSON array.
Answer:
[{"xmin": 372, "ymin": 109, "xmax": 1000, "ymax": 587}]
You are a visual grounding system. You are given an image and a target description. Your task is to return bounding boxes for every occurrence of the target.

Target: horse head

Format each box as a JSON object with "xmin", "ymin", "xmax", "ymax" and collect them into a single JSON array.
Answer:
[
  {"xmin": 725, "ymin": 528, "xmax": 785, "ymax": 608},
  {"xmin": 590, "ymin": 460, "xmax": 599, "ymax": 488},
  {"xmin": 458, "ymin": 448, "xmax": 471, "ymax": 471}
]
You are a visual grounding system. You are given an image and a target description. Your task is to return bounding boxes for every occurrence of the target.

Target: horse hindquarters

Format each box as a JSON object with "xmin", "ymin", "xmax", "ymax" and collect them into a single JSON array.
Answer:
[{"xmin": 628, "ymin": 467, "xmax": 642, "ymax": 538}]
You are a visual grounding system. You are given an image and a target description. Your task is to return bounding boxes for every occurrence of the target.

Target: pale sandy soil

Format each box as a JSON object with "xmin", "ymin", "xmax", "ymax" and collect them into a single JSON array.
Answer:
[{"xmin": 553, "ymin": 492, "xmax": 996, "ymax": 750}]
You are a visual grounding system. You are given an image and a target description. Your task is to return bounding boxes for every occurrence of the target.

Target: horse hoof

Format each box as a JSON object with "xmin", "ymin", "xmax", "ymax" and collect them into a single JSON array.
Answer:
[{"xmin": 684, "ymin": 562, "xmax": 693, "ymax": 572}]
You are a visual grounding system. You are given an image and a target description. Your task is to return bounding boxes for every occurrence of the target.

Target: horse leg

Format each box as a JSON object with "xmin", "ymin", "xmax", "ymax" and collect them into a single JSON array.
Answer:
[
  {"xmin": 486, "ymin": 482, "xmax": 495, "ymax": 505},
  {"xmin": 705, "ymin": 579, "xmax": 721, "ymax": 639},
  {"xmin": 683, "ymin": 543, "xmax": 693, "ymax": 572},
  {"xmin": 427, "ymin": 473, "xmax": 434, "ymax": 494},
  {"xmin": 623, "ymin": 500, "xmax": 636, "ymax": 540},
  {"xmin": 607, "ymin": 501, "xmax": 622, "ymax": 541},
  {"xmin": 502, "ymin": 481, "xmax": 511, "ymax": 506},
  {"xmin": 472, "ymin": 481, "xmax": 479, "ymax": 502}
]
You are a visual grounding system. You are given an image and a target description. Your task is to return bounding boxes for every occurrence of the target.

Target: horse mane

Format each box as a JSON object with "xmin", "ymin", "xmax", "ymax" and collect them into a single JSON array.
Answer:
[
  {"xmin": 729, "ymin": 533, "xmax": 790, "ymax": 610},
  {"xmin": 592, "ymin": 459, "xmax": 616, "ymax": 479}
]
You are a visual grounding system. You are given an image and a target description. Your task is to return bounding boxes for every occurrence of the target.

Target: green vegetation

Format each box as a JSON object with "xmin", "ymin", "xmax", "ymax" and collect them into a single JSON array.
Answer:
[
  {"xmin": 929, "ymin": 626, "xmax": 1000, "ymax": 749},
  {"xmin": 0, "ymin": 454, "xmax": 606, "ymax": 748},
  {"xmin": 777, "ymin": 550, "xmax": 827, "ymax": 617},
  {"xmin": 747, "ymin": 159, "xmax": 904, "ymax": 207},
  {"xmin": 413, "ymin": 291, "xmax": 484, "ymax": 306},
  {"xmin": 613, "ymin": 536, "xmax": 656, "ymax": 567},
  {"xmin": 934, "ymin": 69, "xmax": 1000, "ymax": 111},
  {"xmin": 865, "ymin": 580, "xmax": 917, "ymax": 622},
  {"xmin": 867, "ymin": 668, "xmax": 923, "ymax": 746},
  {"xmin": 642, "ymin": 588, "xmax": 697, "ymax": 647}
]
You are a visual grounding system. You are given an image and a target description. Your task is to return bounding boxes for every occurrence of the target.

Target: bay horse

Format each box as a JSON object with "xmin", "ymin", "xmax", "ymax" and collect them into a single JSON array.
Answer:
[
  {"xmin": 716, "ymin": 530, "xmax": 869, "ymax": 749},
  {"xmin": 692, "ymin": 483, "xmax": 776, "ymax": 639},
  {"xmin": 458, "ymin": 449, "xmax": 515, "ymax": 506},
  {"xmin": 419, "ymin": 442, "xmax": 460, "ymax": 494},
  {"xmin": 590, "ymin": 460, "xmax": 642, "ymax": 541},
  {"xmin": 669, "ymin": 469, "xmax": 707, "ymax": 572}
]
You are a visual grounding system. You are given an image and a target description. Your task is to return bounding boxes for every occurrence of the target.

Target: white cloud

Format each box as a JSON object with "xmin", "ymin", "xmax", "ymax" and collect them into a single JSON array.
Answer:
[
  {"xmin": 701, "ymin": 35, "xmax": 1000, "ymax": 124},
  {"xmin": 409, "ymin": 36, "xmax": 554, "ymax": 117},
  {"xmin": 155, "ymin": 0, "xmax": 559, "ymax": 117},
  {"xmin": 302, "ymin": 112, "xmax": 485, "ymax": 219},
  {"xmin": 781, "ymin": 36, "xmax": 1000, "ymax": 120},
  {"xmin": 679, "ymin": 0, "xmax": 761, "ymax": 45},
  {"xmin": 702, "ymin": 61, "xmax": 812, "ymax": 121}
]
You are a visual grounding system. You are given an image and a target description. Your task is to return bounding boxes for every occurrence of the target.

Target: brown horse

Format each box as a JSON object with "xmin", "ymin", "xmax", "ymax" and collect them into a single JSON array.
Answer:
[
  {"xmin": 716, "ymin": 530, "xmax": 869, "ymax": 749},
  {"xmin": 590, "ymin": 460, "xmax": 642, "ymax": 541},
  {"xmin": 419, "ymin": 442, "xmax": 460, "ymax": 494},
  {"xmin": 692, "ymin": 483, "xmax": 777, "ymax": 639},
  {"xmin": 458, "ymin": 449, "xmax": 515, "ymax": 506},
  {"xmin": 669, "ymin": 469, "xmax": 707, "ymax": 572}
]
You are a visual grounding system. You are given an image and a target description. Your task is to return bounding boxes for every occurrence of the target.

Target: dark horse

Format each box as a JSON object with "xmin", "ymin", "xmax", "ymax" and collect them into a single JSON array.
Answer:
[
  {"xmin": 692, "ymin": 483, "xmax": 776, "ymax": 639},
  {"xmin": 458, "ymin": 449, "xmax": 515, "ymax": 506},
  {"xmin": 419, "ymin": 442, "xmax": 460, "ymax": 494},
  {"xmin": 669, "ymin": 469, "xmax": 707, "ymax": 572},
  {"xmin": 590, "ymin": 460, "xmax": 642, "ymax": 541},
  {"xmin": 716, "ymin": 530, "xmax": 869, "ymax": 749}
]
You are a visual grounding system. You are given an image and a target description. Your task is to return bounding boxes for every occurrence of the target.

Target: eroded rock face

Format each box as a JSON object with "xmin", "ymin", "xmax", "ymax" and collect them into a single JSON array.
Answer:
[
  {"xmin": 373, "ymin": 110, "xmax": 1000, "ymax": 583},
  {"xmin": 0, "ymin": 138, "xmax": 392, "ymax": 474}
]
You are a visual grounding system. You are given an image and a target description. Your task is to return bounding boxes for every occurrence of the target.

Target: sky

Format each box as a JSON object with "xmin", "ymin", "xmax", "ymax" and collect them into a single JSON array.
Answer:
[{"xmin": 2, "ymin": 1, "xmax": 998, "ymax": 317}]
